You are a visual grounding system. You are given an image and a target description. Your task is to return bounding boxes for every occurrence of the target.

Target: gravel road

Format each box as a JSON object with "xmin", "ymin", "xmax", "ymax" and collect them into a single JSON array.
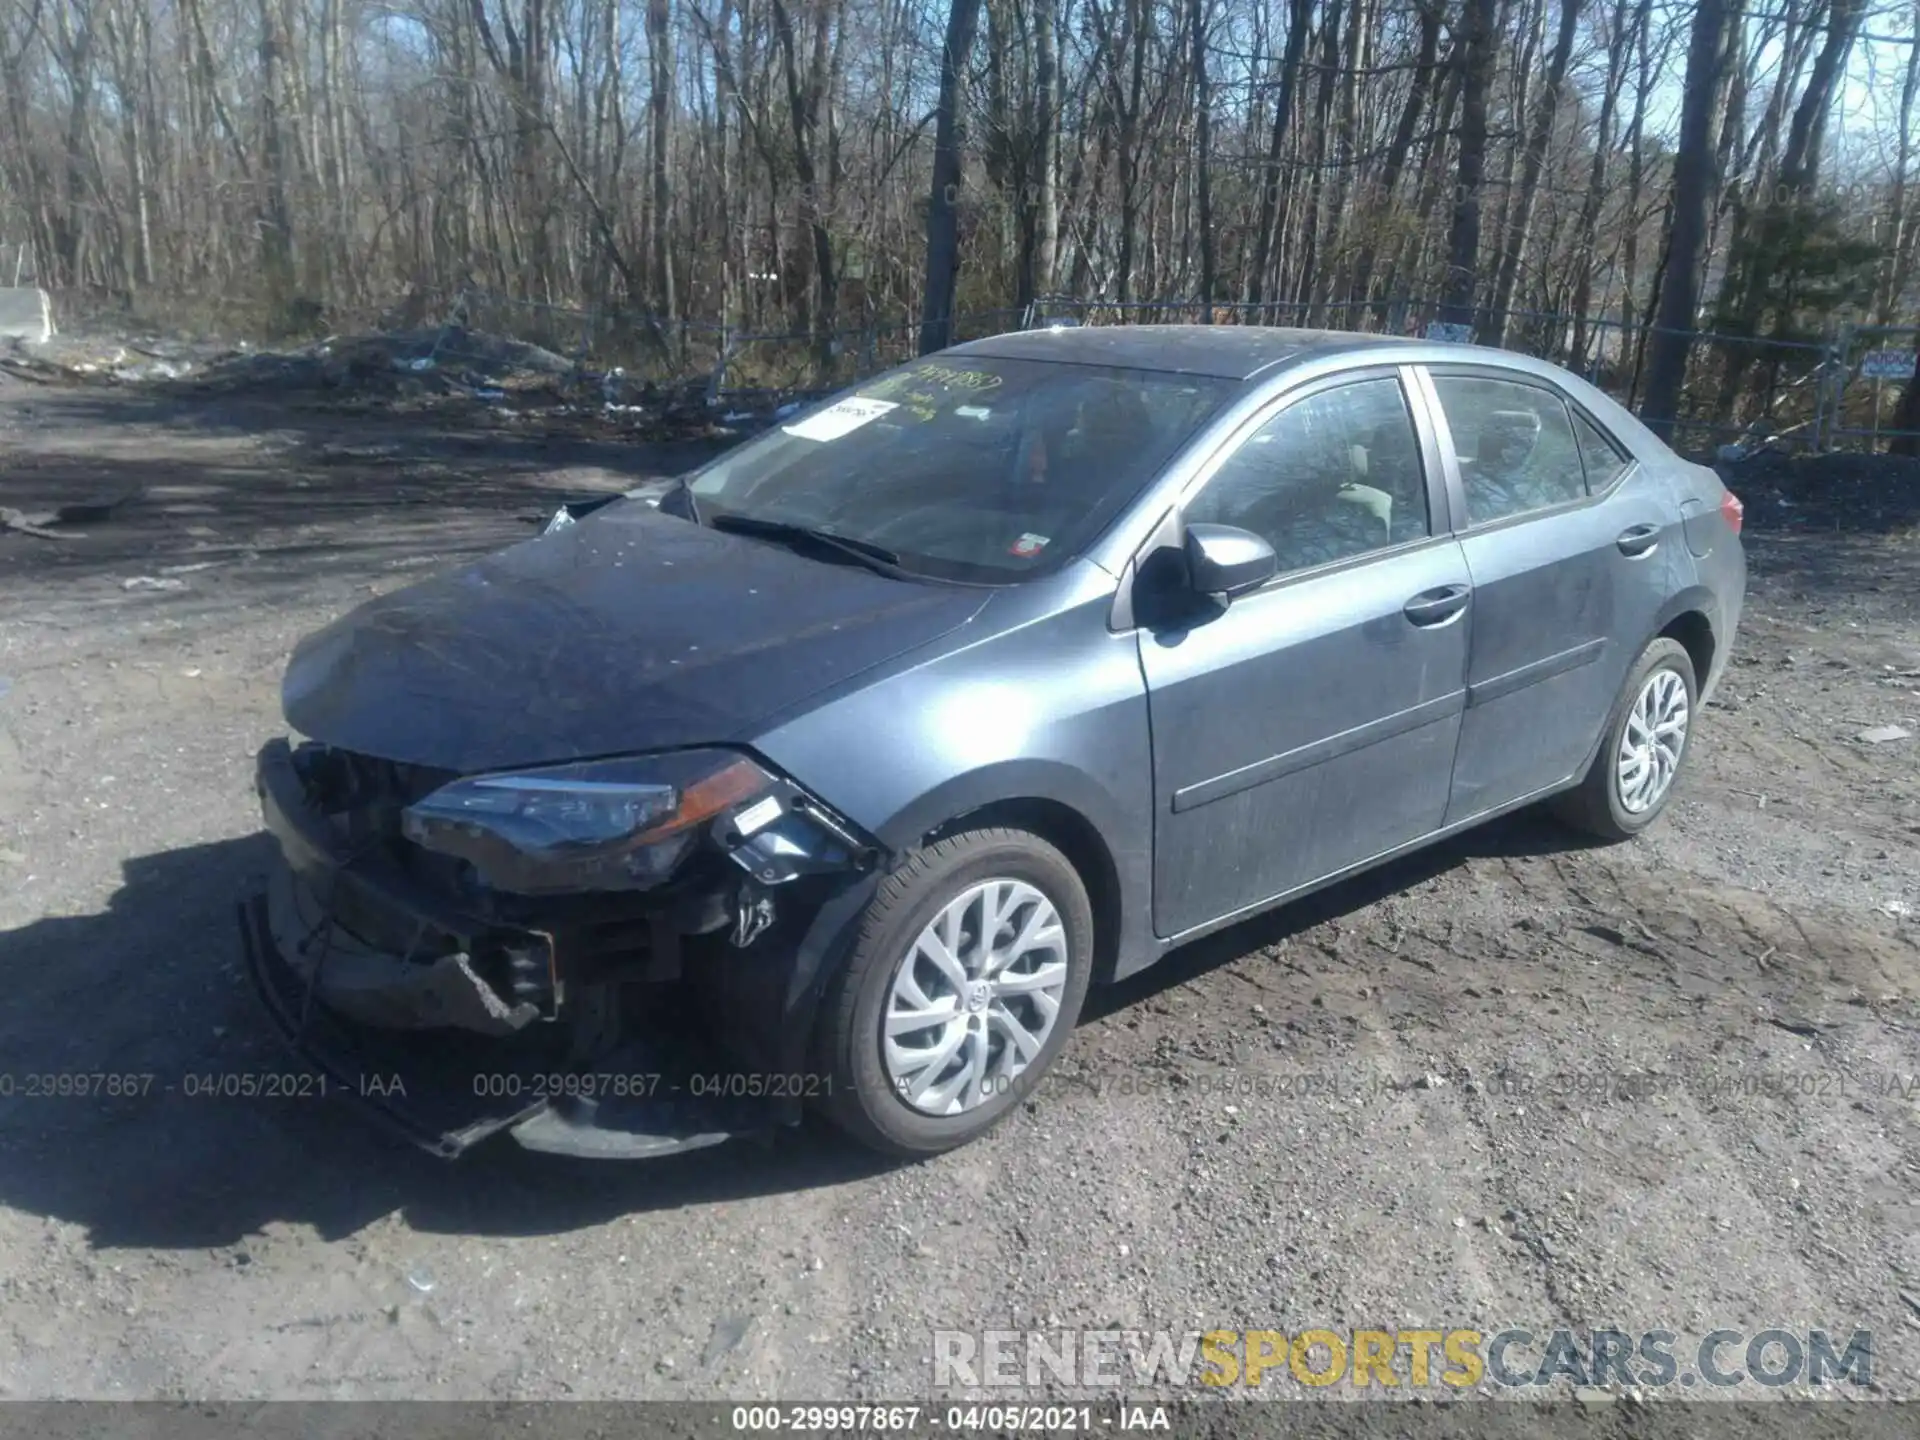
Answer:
[{"xmin": 1, "ymin": 384, "xmax": 1916, "ymax": 1403}]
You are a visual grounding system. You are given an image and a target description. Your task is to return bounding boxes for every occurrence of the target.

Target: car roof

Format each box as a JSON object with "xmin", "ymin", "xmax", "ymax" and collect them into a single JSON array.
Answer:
[
  {"xmin": 946, "ymin": 324, "xmax": 1406, "ymax": 380},
  {"xmin": 939, "ymin": 323, "xmax": 1675, "ymax": 462}
]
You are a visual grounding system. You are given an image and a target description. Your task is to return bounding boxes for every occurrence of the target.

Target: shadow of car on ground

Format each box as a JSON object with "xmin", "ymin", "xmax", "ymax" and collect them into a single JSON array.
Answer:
[{"xmin": 0, "ymin": 807, "xmax": 1594, "ymax": 1252}]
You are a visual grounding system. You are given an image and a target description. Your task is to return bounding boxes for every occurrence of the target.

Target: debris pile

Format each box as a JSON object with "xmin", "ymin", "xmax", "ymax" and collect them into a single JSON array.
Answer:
[
  {"xmin": 175, "ymin": 326, "xmax": 574, "ymax": 401},
  {"xmin": 1717, "ymin": 448, "xmax": 1920, "ymax": 534},
  {"xmin": 1, "ymin": 324, "xmax": 806, "ymax": 444}
]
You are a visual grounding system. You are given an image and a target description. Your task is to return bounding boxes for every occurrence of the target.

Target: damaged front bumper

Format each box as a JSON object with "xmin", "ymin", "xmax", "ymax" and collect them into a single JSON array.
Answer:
[{"xmin": 240, "ymin": 738, "xmax": 875, "ymax": 1159}]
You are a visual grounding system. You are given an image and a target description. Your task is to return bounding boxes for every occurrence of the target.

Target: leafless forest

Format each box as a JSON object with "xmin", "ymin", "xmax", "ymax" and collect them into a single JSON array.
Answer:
[{"xmin": 1, "ymin": 0, "xmax": 1917, "ymax": 439}]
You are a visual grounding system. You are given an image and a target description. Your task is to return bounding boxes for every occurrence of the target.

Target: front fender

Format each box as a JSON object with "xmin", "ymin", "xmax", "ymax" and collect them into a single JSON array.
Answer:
[
  {"xmin": 868, "ymin": 756, "xmax": 1134, "ymax": 856},
  {"xmin": 704, "ymin": 868, "xmax": 881, "ymax": 1082},
  {"xmin": 716, "ymin": 758, "xmax": 1142, "ymax": 1082},
  {"xmin": 752, "ymin": 597, "xmax": 1159, "ymax": 984},
  {"xmin": 714, "ymin": 754, "xmax": 1140, "ymax": 1084},
  {"xmin": 755, "ymin": 758, "xmax": 1146, "ymax": 1067}
]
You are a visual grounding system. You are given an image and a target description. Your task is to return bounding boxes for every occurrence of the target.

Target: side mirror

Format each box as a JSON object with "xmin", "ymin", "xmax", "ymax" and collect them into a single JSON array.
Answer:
[{"xmin": 1184, "ymin": 523, "xmax": 1276, "ymax": 601}]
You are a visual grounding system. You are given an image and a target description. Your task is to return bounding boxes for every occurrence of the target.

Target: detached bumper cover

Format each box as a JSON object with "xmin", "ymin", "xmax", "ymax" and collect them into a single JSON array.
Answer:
[
  {"xmin": 242, "ymin": 739, "xmax": 795, "ymax": 1159},
  {"xmin": 240, "ymin": 893, "xmax": 549, "ymax": 1156},
  {"xmin": 254, "ymin": 737, "xmax": 553, "ymax": 1031},
  {"xmin": 262, "ymin": 861, "xmax": 540, "ymax": 1035}
]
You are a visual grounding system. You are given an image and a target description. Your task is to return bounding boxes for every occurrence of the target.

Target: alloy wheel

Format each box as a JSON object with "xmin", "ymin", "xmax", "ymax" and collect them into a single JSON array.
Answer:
[
  {"xmin": 882, "ymin": 878, "xmax": 1069, "ymax": 1115},
  {"xmin": 1616, "ymin": 667, "xmax": 1689, "ymax": 814}
]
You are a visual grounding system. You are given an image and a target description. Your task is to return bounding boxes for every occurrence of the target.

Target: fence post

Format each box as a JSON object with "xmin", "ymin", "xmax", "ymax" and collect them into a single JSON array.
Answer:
[
  {"xmin": 708, "ymin": 323, "xmax": 731, "ymax": 404},
  {"xmin": 1814, "ymin": 323, "xmax": 1852, "ymax": 454}
]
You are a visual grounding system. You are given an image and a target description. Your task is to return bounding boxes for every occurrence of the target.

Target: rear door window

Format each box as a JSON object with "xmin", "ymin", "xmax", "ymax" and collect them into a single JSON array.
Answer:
[{"xmin": 1429, "ymin": 375, "xmax": 1587, "ymax": 526}]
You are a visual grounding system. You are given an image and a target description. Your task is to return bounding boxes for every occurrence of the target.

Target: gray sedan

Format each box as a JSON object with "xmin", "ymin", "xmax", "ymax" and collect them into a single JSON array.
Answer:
[{"xmin": 246, "ymin": 326, "xmax": 1746, "ymax": 1159}]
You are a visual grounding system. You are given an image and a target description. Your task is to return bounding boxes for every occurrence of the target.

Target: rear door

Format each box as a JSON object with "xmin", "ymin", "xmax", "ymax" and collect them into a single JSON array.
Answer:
[
  {"xmin": 1416, "ymin": 366, "xmax": 1681, "ymax": 822},
  {"xmin": 1135, "ymin": 367, "xmax": 1471, "ymax": 937}
]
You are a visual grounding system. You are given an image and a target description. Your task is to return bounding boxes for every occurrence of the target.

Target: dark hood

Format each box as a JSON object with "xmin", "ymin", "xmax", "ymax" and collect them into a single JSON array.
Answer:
[{"xmin": 282, "ymin": 500, "xmax": 989, "ymax": 773}]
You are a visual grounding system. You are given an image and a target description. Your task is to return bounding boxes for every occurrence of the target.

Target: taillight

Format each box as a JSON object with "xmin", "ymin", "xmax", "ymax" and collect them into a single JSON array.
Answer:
[{"xmin": 1720, "ymin": 489, "xmax": 1744, "ymax": 535}]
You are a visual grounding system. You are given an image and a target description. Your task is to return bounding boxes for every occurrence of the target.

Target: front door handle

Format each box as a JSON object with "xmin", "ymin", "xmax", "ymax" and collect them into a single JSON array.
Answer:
[
  {"xmin": 1403, "ymin": 583, "xmax": 1470, "ymax": 627},
  {"xmin": 1617, "ymin": 523, "xmax": 1661, "ymax": 557}
]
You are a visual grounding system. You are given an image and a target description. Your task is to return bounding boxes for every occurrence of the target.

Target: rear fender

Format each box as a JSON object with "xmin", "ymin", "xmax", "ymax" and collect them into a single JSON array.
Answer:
[{"xmin": 1573, "ymin": 584, "xmax": 1723, "ymax": 777}]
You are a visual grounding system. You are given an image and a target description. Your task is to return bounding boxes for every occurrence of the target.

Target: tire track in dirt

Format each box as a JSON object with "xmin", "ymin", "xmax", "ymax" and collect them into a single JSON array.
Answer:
[{"xmin": 1445, "ymin": 844, "xmax": 1920, "ymax": 1393}]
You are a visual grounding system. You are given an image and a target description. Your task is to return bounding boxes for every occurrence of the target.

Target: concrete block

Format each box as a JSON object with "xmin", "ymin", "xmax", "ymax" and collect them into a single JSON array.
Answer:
[{"xmin": 0, "ymin": 287, "xmax": 54, "ymax": 342}]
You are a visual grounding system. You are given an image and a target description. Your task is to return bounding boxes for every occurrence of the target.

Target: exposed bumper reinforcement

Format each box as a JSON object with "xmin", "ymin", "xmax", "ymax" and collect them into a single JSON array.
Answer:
[{"xmin": 239, "ymin": 893, "xmax": 793, "ymax": 1160}]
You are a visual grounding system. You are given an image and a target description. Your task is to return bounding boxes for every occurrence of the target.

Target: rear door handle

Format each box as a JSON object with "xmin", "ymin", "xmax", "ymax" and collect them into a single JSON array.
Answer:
[
  {"xmin": 1617, "ymin": 523, "xmax": 1660, "ymax": 557},
  {"xmin": 1403, "ymin": 583, "xmax": 1470, "ymax": 627}
]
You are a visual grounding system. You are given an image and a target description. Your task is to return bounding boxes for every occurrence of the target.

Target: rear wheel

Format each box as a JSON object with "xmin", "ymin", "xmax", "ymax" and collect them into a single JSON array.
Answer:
[
  {"xmin": 1555, "ymin": 636, "xmax": 1697, "ymax": 841},
  {"xmin": 814, "ymin": 827, "xmax": 1093, "ymax": 1156}
]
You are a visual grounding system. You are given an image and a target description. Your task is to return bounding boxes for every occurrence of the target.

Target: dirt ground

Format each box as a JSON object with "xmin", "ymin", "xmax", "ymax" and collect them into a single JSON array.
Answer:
[{"xmin": 0, "ymin": 378, "xmax": 1917, "ymax": 1404}]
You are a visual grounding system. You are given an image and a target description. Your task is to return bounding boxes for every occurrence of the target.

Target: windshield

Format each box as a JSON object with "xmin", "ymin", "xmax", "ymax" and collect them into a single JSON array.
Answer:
[{"xmin": 687, "ymin": 356, "xmax": 1233, "ymax": 582}]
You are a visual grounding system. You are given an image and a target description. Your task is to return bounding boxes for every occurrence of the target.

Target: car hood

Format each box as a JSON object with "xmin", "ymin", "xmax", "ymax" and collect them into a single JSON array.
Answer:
[{"xmin": 282, "ymin": 500, "xmax": 990, "ymax": 773}]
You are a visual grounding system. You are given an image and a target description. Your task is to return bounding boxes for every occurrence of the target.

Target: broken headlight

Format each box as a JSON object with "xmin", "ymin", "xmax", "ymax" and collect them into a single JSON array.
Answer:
[{"xmin": 401, "ymin": 750, "xmax": 772, "ymax": 895}]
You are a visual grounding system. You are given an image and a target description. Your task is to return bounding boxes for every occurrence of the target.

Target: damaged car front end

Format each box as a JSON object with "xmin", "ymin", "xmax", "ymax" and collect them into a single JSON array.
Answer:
[{"xmin": 243, "ymin": 732, "xmax": 881, "ymax": 1159}]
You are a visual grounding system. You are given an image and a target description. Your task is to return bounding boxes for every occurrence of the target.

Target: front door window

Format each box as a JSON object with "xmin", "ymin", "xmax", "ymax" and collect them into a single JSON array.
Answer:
[{"xmin": 1185, "ymin": 377, "xmax": 1431, "ymax": 573}]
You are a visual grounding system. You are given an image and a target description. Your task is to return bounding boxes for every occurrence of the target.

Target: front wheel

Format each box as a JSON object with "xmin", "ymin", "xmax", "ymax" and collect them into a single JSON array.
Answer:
[
  {"xmin": 1555, "ymin": 636, "xmax": 1698, "ymax": 841},
  {"xmin": 813, "ymin": 827, "xmax": 1093, "ymax": 1156}
]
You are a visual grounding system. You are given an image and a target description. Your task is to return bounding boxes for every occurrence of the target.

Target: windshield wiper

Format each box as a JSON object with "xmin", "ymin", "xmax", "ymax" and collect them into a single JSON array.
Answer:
[{"xmin": 707, "ymin": 513, "xmax": 903, "ymax": 572}]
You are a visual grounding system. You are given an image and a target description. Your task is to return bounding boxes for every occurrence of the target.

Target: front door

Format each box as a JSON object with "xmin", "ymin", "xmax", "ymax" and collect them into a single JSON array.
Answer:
[{"xmin": 1136, "ymin": 370, "xmax": 1472, "ymax": 938}]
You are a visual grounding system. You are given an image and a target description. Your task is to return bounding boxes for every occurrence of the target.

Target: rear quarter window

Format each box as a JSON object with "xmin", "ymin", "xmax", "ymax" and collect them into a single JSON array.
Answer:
[{"xmin": 1571, "ymin": 410, "xmax": 1634, "ymax": 492}]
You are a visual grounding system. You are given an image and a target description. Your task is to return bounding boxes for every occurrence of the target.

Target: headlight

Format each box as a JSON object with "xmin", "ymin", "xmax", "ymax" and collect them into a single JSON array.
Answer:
[{"xmin": 401, "ymin": 749, "xmax": 773, "ymax": 895}]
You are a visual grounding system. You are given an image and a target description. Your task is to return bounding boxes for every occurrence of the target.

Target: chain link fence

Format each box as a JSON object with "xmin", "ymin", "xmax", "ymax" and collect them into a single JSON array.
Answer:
[
  {"xmin": 1021, "ymin": 294, "xmax": 1913, "ymax": 456},
  {"xmin": 1823, "ymin": 325, "xmax": 1920, "ymax": 452},
  {"xmin": 410, "ymin": 290, "xmax": 1920, "ymax": 459}
]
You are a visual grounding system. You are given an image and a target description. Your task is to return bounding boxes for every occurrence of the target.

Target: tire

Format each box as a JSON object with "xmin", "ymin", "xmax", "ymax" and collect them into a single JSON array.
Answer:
[
  {"xmin": 813, "ymin": 826, "xmax": 1094, "ymax": 1157},
  {"xmin": 1554, "ymin": 637, "xmax": 1698, "ymax": 841}
]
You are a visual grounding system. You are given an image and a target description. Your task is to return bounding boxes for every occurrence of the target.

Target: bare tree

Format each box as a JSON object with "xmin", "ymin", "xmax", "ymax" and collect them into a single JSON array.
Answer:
[
  {"xmin": 1878, "ymin": 0, "xmax": 1920, "ymax": 327},
  {"xmin": 1439, "ymin": 0, "xmax": 1496, "ymax": 330},
  {"xmin": 647, "ymin": 0, "xmax": 676, "ymax": 320},
  {"xmin": 1487, "ymin": 0, "xmax": 1586, "ymax": 345},
  {"xmin": 1026, "ymin": 0, "xmax": 1060, "ymax": 307},
  {"xmin": 1242, "ymin": 0, "xmax": 1312, "ymax": 308},
  {"xmin": 0, "ymin": 0, "xmax": 1902, "ymax": 443},
  {"xmin": 770, "ymin": 0, "xmax": 839, "ymax": 363},
  {"xmin": 1348, "ymin": 0, "xmax": 1441, "ymax": 318},
  {"xmin": 1641, "ymin": 0, "xmax": 1737, "ymax": 434},
  {"xmin": 1189, "ymin": 0, "xmax": 1215, "ymax": 310},
  {"xmin": 920, "ymin": 0, "xmax": 983, "ymax": 353}
]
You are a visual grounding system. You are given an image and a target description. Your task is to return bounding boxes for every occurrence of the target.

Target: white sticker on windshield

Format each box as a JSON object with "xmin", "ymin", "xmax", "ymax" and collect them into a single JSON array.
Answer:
[
  {"xmin": 1009, "ymin": 532, "xmax": 1050, "ymax": 558},
  {"xmin": 955, "ymin": 405, "xmax": 992, "ymax": 421},
  {"xmin": 783, "ymin": 397, "xmax": 898, "ymax": 442}
]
